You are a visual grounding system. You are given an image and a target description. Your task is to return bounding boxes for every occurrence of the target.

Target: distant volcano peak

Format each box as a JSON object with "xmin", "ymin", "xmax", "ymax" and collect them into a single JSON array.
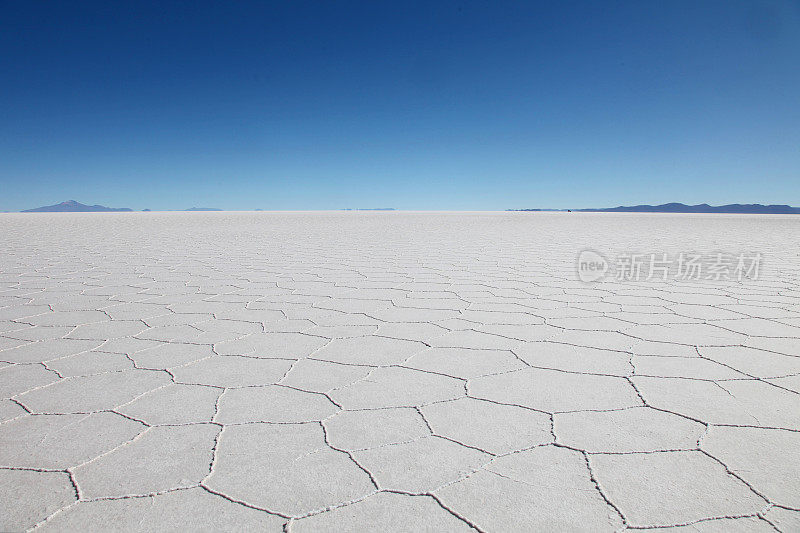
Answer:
[{"xmin": 22, "ymin": 200, "xmax": 132, "ymax": 212}]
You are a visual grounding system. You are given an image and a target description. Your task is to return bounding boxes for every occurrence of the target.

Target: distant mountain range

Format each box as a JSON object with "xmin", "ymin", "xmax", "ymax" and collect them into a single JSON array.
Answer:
[
  {"xmin": 17, "ymin": 201, "xmax": 800, "ymax": 214},
  {"xmin": 511, "ymin": 203, "xmax": 800, "ymax": 214},
  {"xmin": 20, "ymin": 201, "xmax": 227, "ymax": 212},
  {"xmin": 22, "ymin": 200, "xmax": 132, "ymax": 212},
  {"xmin": 582, "ymin": 203, "xmax": 800, "ymax": 214}
]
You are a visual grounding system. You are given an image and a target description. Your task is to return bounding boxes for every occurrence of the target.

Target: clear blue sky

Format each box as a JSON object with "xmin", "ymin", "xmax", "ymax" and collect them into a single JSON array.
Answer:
[{"xmin": 1, "ymin": 1, "xmax": 799, "ymax": 211}]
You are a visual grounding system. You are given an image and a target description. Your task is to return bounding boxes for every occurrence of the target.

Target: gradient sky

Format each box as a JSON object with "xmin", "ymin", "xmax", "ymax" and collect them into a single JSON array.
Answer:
[{"xmin": 2, "ymin": 1, "xmax": 799, "ymax": 211}]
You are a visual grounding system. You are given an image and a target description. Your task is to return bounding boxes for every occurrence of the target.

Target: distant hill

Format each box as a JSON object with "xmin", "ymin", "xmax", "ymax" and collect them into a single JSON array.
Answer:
[
  {"xmin": 185, "ymin": 207, "xmax": 222, "ymax": 211},
  {"xmin": 510, "ymin": 203, "xmax": 800, "ymax": 214},
  {"xmin": 22, "ymin": 200, "xmax": 132, "ymax": 212},
  {"xmin": 577, "ymin": 203, "xmax": 800, "ymax": 214}
]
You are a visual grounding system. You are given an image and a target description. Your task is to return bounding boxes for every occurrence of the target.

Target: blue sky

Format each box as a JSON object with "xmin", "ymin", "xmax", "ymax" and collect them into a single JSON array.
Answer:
[{"xmin": 1, "ymin": 1, "xmax": 799, "ymax": 211}]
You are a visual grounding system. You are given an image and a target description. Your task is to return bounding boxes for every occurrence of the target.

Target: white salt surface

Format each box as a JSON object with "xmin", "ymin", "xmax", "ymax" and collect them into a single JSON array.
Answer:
[{"xmin": 1, "ymin": 211, "xmax": 799, "ymax": 531}]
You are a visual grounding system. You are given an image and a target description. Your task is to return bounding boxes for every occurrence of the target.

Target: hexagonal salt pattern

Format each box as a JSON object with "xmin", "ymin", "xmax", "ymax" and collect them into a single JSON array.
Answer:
[{"xmin": 1, "ymin": 211, "xmax": 798, "ymax": 531}]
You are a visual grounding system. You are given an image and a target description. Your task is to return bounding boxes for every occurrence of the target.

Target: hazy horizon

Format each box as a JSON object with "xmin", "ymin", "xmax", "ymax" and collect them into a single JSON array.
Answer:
[{"xmin": 10, "ymin": 199, "xmax": 800, "ymax": 213}]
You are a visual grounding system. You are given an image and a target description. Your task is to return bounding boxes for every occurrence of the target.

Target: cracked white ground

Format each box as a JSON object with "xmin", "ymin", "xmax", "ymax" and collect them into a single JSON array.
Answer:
[{"xmin": 1, "ymin": 211, "xmax": 799, "ymax": 532}]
